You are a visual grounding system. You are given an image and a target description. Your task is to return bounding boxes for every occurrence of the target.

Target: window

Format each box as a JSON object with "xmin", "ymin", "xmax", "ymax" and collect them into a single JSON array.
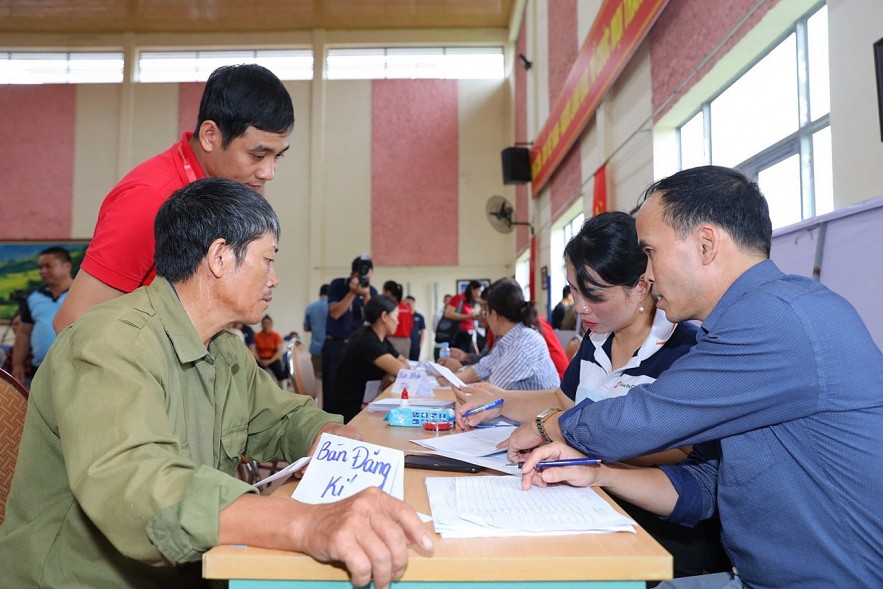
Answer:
[
  {"xmin": 515, "ymin": 254, "xmax": 531, "ymax": 302},
  {"xmin": 326, "ymin": 47, "xmax": 504, "ymax": 80},
  {"xmin": 549, "ymin": 211, "xmax": 584, "ymax": 310},
  {"xmin": 678, "ymin": 4, "xmax": 830, "ymax": 229},
  {"xmin": 0, "ymin": 51, "xmax": 124, "ymax": 84},
  {"xmin": 137, "ymin": 49, "xmax": 313, "ymax": 82}
]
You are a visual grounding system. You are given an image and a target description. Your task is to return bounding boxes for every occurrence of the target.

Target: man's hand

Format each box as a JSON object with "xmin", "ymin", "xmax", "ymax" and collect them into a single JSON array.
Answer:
[
  {"xmin": 296, "ymin": 488, "xmax": 433, "ymax": 588},
  {"xmin": 437, "ymin": 357, "xmax": 462, "ymax": 372},
  {"xmin": 519, "ymin": 441, "xmax": 600, "ymax": 491},
  {"xmin": 448, "ymin": 347, "xmax": 468, "ymax": 361},
  {"xmin": 501, "ymin": 420, "xmax": 545, "ymax": 463},
  {"xmin": 219, "ymin": 489, "xmax": 434, "ymax": 589}
]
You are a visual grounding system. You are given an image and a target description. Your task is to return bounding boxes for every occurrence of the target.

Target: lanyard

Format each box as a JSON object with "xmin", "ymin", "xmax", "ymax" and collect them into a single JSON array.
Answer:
[{"xmin": 177, "ymin": 142, "xmax": 198, "ymax": 183}]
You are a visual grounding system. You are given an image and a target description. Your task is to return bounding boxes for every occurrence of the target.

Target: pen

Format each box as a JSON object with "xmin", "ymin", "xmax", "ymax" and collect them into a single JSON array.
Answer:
[
  {"xmin": 508, "ymin": 457, "xmax": 602, "ymax": 469},
  {"xmin": 462, "ymin": 398, "xmax": 504, "ymax": 417}
]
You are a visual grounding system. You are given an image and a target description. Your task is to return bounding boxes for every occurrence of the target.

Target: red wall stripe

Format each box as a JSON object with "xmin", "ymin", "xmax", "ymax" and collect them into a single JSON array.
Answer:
[
  {"xmin": 0, "ymin": 85, "xmax": 76, "ymax": 239},
  {"xmin": 650, "ymin": 0, "xmax": 778, "ymax": 122},
  {"xmin": 547, "ymin": 0, "xmax": 582, "ymax": 215},
  {"xmin": 371, "ymin": 79, "xmax": 459, "ymax": 266},
  {"xmin": 178, "ymin": 82, "xmax": 205, "ymax": 136}
]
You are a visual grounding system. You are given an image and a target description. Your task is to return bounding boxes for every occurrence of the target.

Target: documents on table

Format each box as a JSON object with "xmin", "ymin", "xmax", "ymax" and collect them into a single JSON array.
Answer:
[
  {"xmin": 253, "ymin": 455, "xmax": 312, "ymax": 489},
  {"xmin": 411, "ymin": 425, "xmax": 520, "ymax": 475},
  {"xmin": 425, "ymin": 475, "xmax": 635, "ymax": 538},
  {"xmin": 427, "ymin": 361, "xmax": 466, "ymax": 389},
  {"xmin": 292, "ymin": 433, "xmax": 404, "ymax": 503},
  {"xmin": 367, "ymin": 397, "xmax": 454, "ymax": 413}
]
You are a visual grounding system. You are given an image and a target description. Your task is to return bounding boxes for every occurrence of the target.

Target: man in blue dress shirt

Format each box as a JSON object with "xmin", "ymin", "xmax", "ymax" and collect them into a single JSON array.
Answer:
[
  {"xmin": 508, "ymin": 166, "xmax": 883, "ymax": 589},
  {"xmin": 303, "ymin": 283, "xmax": 329, "ymax": 379}
]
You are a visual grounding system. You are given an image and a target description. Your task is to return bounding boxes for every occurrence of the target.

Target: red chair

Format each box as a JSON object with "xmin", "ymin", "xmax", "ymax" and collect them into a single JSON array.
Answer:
[{"xmin": 0, "ymin": 367, "xmax": 29, "ymax": 525}]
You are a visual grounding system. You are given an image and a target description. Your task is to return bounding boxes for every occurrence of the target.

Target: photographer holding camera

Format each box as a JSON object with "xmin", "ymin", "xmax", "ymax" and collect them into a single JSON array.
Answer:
[{"xmin": 322, "ymin": 254, "xmax": 377, "ymax": 398}]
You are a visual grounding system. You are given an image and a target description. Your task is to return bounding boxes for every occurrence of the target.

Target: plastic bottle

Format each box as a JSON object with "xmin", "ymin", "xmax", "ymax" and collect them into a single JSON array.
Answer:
[
  {"xmin": 439, "ymin": 342, "xmax": 451, "ymax": 360},
  {"xmin": 400, "ymin": 387, "xmax": 410, "ymax": 407}
]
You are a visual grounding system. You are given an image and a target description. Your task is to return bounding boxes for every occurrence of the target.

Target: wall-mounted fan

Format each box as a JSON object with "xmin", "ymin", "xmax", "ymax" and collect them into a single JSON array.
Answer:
[{"xmin": 486, "ymin": 195, "xmax": 533, "ymax": 234}]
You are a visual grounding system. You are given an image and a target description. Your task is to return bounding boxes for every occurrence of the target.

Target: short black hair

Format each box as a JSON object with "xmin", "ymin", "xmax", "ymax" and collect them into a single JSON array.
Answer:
[
  {"xmin": 564, "ymin": 211, "xmax": 646, "ymax": 302},
  {"xmin": 383, "ymin": 280, "xmax": 403, "ymax": 302},
  {"xmin": 351, "ymin": 255, "xmax": 373, "ymax": 274},
  {"xmin": 39, "ymin": 246, "xmax": 72, "ymax": 265},
  {"xmin": 319, "ymin": 283, "xmax": 329, "ymax": 296},
  {"xmin": 562, "ymin": 285, "xmax": 571, "ymax": 298},
  {"xmin": 155, "ymin": 177, "xmax": 280, "ymax": 283},
  {"xmin": 639, "ymin": 165, "xmax": 772, "ymax": 257},
  {"xmin": 195, "ymin": 64, "xmax": 295, "ymax": 148}
]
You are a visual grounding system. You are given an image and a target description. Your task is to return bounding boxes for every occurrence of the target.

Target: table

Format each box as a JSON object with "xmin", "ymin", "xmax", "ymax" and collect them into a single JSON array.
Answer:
[{"xmin": 203, "ymin": 392, "xmax": 672, "ymax": 588}]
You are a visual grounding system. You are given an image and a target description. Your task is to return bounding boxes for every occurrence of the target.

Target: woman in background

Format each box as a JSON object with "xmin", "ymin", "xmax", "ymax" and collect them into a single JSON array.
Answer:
[
  {"xmin": 445, "ymin": 277, "xmax": 559, "ymax": 391},
  {"xmin": 444, "ymin": 280, "xmax": 483, "ymax": 354},
  {"xmin": 326, "ymin": 295, "xmax": 410, "ymax": 423}
]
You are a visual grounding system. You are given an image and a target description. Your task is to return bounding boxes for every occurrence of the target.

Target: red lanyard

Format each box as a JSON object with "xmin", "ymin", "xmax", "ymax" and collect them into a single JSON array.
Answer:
[{"xmin": 177, "ymin": 142, "xmax": 198, "ymax": 183}]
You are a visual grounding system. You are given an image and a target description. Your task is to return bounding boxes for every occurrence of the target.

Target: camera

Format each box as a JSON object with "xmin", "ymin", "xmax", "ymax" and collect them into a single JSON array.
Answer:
[{"xmin": 357, "ymin": 254, "xmax": 372, "ymax": 287}]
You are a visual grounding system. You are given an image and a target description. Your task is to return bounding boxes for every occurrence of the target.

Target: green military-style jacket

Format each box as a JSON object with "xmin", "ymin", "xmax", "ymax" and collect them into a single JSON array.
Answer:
[{"xmin": 0, "ymin": 278, "xmax": 341, "ymax": 588}]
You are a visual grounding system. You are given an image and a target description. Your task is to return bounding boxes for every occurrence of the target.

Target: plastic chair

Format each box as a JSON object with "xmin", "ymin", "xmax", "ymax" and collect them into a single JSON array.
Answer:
[
  {"xmin": 0, "ymin": 368, "xmax": 29, "ymax": 525},
  {"xmin": 288, "ymin": 339, "xmax": 318, "ymax": 402}
]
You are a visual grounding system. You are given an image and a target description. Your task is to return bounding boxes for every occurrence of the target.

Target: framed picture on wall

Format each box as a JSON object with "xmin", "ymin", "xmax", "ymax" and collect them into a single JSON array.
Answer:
[
  {"xmin": 0, "ymin": 240, "xmax": 88, "ymax": 322},
  {"xmin": 455, "ymin": 279, "xmax": 491, "ymax": 294}
]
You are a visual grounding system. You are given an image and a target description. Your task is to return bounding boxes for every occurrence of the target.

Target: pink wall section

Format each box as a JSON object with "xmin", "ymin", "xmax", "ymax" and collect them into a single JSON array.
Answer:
[
  {"xmin": 546, "ymin": 0, "xmax": 582, "ymax": 218},
  {"xmin": 371, "ymin": 79, "xmax": 459, "ymax": 266},
  {"xmin": 178, "ymin": 82, "xmax": 205, "ymax": 136},
  {"xmin": 650, "ymin": 0, "xmax": 778, "ymax": 121},
  {"xmin": 0, "ymin": 85, "xmax": 76, "ymax": 239}
]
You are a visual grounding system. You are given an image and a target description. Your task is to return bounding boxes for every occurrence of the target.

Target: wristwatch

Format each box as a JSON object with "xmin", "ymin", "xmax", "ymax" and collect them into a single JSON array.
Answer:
[{"xmin": 535, "ymin": 408, "xmax": 561, "ymax": 444}]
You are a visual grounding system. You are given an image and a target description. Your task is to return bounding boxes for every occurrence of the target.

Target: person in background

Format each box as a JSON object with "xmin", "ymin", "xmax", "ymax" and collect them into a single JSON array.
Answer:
[
  {"xmin": 53, "ymin": 64, "xmax": 293, "ymax": 334},
  {"xmin": 382, "ymin": 280, "xmax": 413, "ymax": 359},
  {"xmin": 445, "ymin": 281, "xmax": 483, "ymax": 354},
  {"xmin": 302, "ymin": 283, "xmax": 329, "ymax": 379},
  {"xmin": 0, "ymin": 177, "xmax": 432, "ymax": 589},
  {"xmin": 442, "ymin": 278, "xmax": 559, "ymax": 391},
  {"xmin": 456, "ymin": 212, "xmax": 725, "ymax": 580},
  {"xmin": 12, "ymin": 247, "xmax": 74, "ymax": 386},
  {"xmin": 323, "ymin": 255, "xmax": 377, "ymax": 396},
  {"xmin": 509, "ymin": 166, "xmax": 883, "ymax": 589},
  {"xmin": 326, "ymin": 295, "xmax": 410, "ymax": 423},
  {"xmin": 431, "ymin": 293, "xmax": 452, "ymax": 359},
  {"xmin": 550, "ymin": 285, "xmax": 573, "ymax": 329},
  {"xmin": 254, "ymin": 315, "xmax": 287, "ymax": 383},
  {"xmin": 405, "ymin": 295, "xmax": 425, "ymax": 361}
]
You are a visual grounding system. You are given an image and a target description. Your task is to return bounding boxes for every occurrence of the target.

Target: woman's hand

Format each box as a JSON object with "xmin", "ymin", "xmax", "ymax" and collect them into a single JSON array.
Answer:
[
  {"xmin": 519, "ymin": 442, "xmax": 601, "ymax": 491},
  {"xmin": 454, "ymin": 382, "xmax": 505, "ymax": 429}
]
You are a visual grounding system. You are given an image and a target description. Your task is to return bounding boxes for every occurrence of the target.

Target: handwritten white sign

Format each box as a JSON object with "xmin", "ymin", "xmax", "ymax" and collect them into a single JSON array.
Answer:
[
  {"xmin": 291, "ymin": 433, "xmax": 405, "ymax": 503},
  {"xmin": 391, "ymin": 368, "xmax": 434, "ymax": 397}
]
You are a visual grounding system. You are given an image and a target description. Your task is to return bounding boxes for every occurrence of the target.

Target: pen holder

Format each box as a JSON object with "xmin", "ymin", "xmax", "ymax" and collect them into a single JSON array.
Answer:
[{"xmin": 386, "ymin": 407, "xmax": 456, "ymax": 427}]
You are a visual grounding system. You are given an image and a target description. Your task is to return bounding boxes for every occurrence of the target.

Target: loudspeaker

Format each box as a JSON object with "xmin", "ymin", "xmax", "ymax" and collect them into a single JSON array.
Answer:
[{"xmin": 501, "ymin": 147, "xmax": 532, "ymax": 185}]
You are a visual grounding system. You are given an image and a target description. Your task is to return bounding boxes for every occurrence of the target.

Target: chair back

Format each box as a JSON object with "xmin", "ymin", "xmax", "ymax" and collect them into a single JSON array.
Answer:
[
  {"xmin": 287, "ymin": 339, "xmax": 317, "ymax": 400},
  {"xmin": 0, "ymin": 368, "xmax": 29, "ymax": 526}
]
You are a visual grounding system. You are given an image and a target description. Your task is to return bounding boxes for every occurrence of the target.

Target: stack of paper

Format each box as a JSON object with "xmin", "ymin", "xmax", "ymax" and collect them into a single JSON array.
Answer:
[
  {"xmin": 411, "ymin": 425, "xmax": 519, "ymax": 474},
  {"xmin": 367, "ymin": 397, "xmax": 454, "ymax": 413},
  {"xmin": 425, "ymin": 475, "xmax": 635, "ymax": 538}
]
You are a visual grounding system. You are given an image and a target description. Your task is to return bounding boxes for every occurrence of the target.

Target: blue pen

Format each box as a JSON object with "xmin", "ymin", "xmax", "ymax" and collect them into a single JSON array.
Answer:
[
  {"xmin": 509, "ymin": 457, "xmax": 602, "ymax": 468},
  {"xmin": 462, "ymin": 398, "xmax": 504, "ymax": 417}
]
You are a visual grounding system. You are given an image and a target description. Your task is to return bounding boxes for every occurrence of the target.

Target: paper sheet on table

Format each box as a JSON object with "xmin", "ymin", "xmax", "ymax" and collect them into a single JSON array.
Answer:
[
  {"xmin": 427, "ymin": 361, "xmax": 466, "ymax": 389},
  {"xmin": 411, "ymin": 425, "xmax": 520, "ymax": 475},
  {"xmin": 253, "ymin": 456, "xmax": 311, "ymax": 488},
  {"xmin": 362, "ymin": 380, "xmax": 382, "ymax": 403},
  {"xmin": 292, "ymin": 433, "xmax": 404, "ymax": 503},
  {"xmin": 411, "ymin": 425, "xmax": 515, "ymax": 456},
  {"xmin": 425, "ymin": 476, "xmax": 635, "ymax": 538}
]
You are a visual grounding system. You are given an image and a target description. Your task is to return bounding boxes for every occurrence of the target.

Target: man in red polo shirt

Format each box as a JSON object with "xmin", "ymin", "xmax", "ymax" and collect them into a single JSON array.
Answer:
[{"xmin": 54, "ymin": 64, "xmax": 294, "ymax": 333}]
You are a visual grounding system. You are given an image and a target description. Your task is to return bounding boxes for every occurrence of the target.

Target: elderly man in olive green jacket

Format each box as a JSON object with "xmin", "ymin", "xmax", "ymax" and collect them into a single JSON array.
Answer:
[{"xmin": 0, "ymin": 178, "xmax": 432, "ymax": 589}]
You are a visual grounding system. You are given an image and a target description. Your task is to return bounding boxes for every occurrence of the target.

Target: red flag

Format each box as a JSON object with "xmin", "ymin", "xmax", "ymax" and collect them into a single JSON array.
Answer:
[{"xmin": 592, "ymin": 164, "xmax": 607, "ymax": 215}]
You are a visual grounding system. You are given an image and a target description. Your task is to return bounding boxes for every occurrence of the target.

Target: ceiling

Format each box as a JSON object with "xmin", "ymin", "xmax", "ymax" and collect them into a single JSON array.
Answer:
[{"xmin": 0, "ymin": 0, "xmax": 517, "ymax": 35}]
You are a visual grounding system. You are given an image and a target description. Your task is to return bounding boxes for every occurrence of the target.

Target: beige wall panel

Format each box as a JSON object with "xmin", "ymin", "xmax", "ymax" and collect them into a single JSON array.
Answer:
[
  {"xmin": 129, "ymin": 84, "xmax": 179, "ymax": 170},
  {"xmin": 266, "ymin": 81, "xmax": 313, "ymax": 335},
  {"xmin": 71, "ymin": 84, "xmax": 121, "ymax": 238},
  {"xmin": 324, "ymin": 80, "xmax": 373, "ymax": 274},
  {"xmin": 457, "ymin": 79, "xmax": 515, "ymax": 270},
  {"xmin": 828, "ymin": 0, "xmax": 883, "ymax": 206}
]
